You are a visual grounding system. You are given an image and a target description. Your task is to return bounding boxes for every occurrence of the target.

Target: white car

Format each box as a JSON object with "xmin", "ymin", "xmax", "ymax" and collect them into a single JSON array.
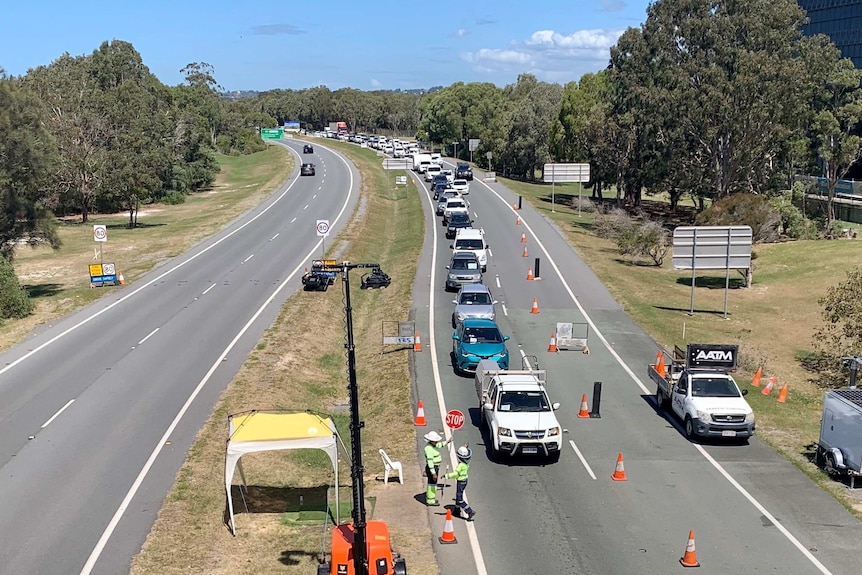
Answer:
[
  {"xmin": 442, "ymin": 169, "xmax": 455, "ymax": 184},
  {"xmin": 442, "ymin": 197, "xmax": 469, "ymax": 224},
  {"xmin": 452, "ymin": 179, "xmax": 469, "ymax": 194},
  {"xmin": 424, "ymin": 165, "xmax": 442, "ymax": 181}
]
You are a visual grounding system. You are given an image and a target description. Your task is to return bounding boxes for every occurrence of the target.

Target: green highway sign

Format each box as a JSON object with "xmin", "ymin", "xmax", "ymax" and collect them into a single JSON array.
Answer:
[{"xmin": 260, "ymin": 128, "xmax": 284, "ymax": 140}]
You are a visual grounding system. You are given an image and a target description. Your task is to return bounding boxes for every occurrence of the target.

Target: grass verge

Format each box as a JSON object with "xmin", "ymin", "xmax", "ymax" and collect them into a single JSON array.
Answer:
[
  {"xmin": 501, "ymin": 175, "xmax": 862, "ymax": 515},
  {"xmin": 129, "ymin": 140, "xmax": 436, "ymax": 575}
]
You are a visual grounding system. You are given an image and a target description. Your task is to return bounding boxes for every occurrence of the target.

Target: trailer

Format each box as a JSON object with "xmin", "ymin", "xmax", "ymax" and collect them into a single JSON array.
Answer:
[{"xmin": 817, "ymin": 389, "xmax": 862, "ymax": 488}]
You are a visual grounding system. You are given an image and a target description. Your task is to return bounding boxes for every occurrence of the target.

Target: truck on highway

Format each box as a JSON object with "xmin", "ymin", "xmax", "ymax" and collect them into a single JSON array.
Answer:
[
  {"xmin": 816, "ymin": 388, "xmax": 862, "ymax": 488},
  {"xmin": 650, "ymin": 343, "xmax": 755, "ymax": 441},
  {"xmin": 475, "ymin": 359, "xmax": 562, "ymax": 462},
  {"xmin": 413, "ymin": 153, "xmax": 432, "ymax": 172}
]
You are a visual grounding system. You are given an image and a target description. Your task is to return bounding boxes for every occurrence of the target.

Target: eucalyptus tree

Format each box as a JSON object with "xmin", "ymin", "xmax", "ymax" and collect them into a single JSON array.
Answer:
[{"xmin": 502, "ymin": 74, "xmax": 563, "ymax": 180}]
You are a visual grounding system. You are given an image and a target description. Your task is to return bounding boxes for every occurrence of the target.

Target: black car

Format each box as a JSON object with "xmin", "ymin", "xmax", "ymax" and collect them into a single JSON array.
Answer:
[
  {"xmin": 303, "ymin": 144, "xmax": 314, "ymax": 153},
  {"xmin": 300, "ymin": 163, "xmax": 315, "ymax": 176},
  {"xmin": 446, "ymin": 211, "xmax": 473, "ymax": 239},
  {"xmin": 455, "ymin": 162, "xmax": 473, "ymax": 181},
  {"xmin": 432, "ymin": 181, "xmax": 453, "ymax": 200}
]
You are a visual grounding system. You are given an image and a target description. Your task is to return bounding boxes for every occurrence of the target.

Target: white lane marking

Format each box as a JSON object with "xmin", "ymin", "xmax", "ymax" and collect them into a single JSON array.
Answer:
[
  {"xmin": 80, "ymin": 146, "xmax": 357, "ymax": 575},
  {"xmin": 487, "ymin": 248, "xmax": 493, "ymax": 258},
  {"xmin": 137, "ymin": 328, "xmax": 159, "ymax": 346},
  {"xmin": 519, "ymin": 349, "xmax": 532, "ymax": 370},
  {"xmin": 290, "ymin": 217, "xmax": 297, "ymax": 223},
  {"xmin": 303, "ymin": 204, "xmax": 309, "ymax": 210},
  {"xmin": 495, "ymin": 275, "xmax": 501, "ymax": 288},
  {"xmin": 270, "ymin": 233, "xmax": 279, "ymax": 241},
  {"xmin": 313, "ymin": 194, "xmax": 317, "ymax": 199},
  {"xmin": 473, "ymin": 211, "xmax": 479, "ymax": 218},
  {"xmin": 413, "ymin": 171, "xmax": 488, "ymax": 575},
  {"xmin": 471, "ymin": 173, "xmax": 835, "ymax": 575},
  {"xmin": 243, "ymin": 254, "xmax": 254, "ymax": 263},
  {"xmin": 501, "ymin": 303, "xmax": 508, "ymax": 316},
  {"xmin": 569, "ymin": 440, "xmax": 597, "ymax": 480},
  {"xmin": 202, "ymin": 284, "xmax": 216, "ymax": 296},
  {"xmin": 41, "ymin": 399, "xmax": 74, "ymax": 429}
]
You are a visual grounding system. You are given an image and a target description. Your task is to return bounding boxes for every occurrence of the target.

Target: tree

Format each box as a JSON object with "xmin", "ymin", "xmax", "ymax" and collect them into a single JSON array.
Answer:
[{"xmin": 812, "ymin": 266, "xmax": 862, "ymax": 386}]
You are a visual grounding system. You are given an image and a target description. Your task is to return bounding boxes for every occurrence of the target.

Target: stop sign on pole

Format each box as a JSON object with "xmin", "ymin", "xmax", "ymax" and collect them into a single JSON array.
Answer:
[{"xmin": 445, "ymin": 409, "xmax": 465, "ymax": 430}]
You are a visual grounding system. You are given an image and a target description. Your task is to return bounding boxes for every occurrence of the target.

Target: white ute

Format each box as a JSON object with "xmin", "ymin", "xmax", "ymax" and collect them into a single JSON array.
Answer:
[
  {"xmin": 651, "ymin": 343, "xmax": 755, "ymax": 440},
  {"xmin": 475, "ymin": 359, "xmax": 562, "ymax": 462}
]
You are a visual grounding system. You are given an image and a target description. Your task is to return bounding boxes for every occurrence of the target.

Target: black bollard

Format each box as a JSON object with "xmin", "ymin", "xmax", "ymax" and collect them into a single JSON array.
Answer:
[
  {"xmin": 534, "ymin": 257, "xmax": 541, "ymax": 279},
  {"xmin": 518, "ymin": 195, "xmax": 523, "ymax": 211},
  {"xmin": 590, "ymin": 381, "xmax": 602, "ymax": 418}
]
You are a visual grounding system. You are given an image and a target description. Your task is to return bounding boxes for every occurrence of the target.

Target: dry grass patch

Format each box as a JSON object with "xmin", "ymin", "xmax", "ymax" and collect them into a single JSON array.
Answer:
[{"xmin": 131, "ymin": 140, "xmax": 437, "ymax": 575}]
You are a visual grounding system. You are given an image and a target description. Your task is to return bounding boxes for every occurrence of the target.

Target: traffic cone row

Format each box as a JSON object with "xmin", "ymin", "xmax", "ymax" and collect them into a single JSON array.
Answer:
[
  {"xmin": 751, "ymin": 367, "xmax": 790, "ymax": 403},
  {"xmin": 522, "ymin": 245, "xmax": 529, "ymax": 257},
  {"xmin": 521, "ymin": 232, "xmax": 527, "ymax": 243}
]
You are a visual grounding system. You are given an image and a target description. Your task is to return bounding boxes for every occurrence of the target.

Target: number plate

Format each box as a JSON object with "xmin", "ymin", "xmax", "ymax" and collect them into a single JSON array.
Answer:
[
  {"xmin": 521, "ymin": 447, "xmax": 539, "ymax": 454},
  {"xmin": 721, "ymin": 430, "xmax": 737, "ymax": 437}
]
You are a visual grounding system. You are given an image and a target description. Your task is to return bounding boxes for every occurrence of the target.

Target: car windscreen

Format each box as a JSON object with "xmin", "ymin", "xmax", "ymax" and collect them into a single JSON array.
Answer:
[
  {"xmin": 498, "ymin": 391, "xmax": 551, "ymax": 412},
  {"xmin": 455, "ymin": 239, "xmax": 483, "ymax": 249},
  {"xmin": 462, "ymin": 326, "xmax": 502, "ymax": 344},
  {"xmin": 446, "ymin": 201, "xmax": 466, "ymax": 209},
  {"xmin": 449, "ymin": 213, "xmax": 470, "ymax": 224},
  {"xmin": 691, "ymin": 378, "xmax": 741, "ymax": 397},
  {"xmin": 459, "ymin": 292, "xmax": 491, "ymax": 305},
  {"xmin": 451, "ymin": 258, "xmax": 479, "ymax": 270}
]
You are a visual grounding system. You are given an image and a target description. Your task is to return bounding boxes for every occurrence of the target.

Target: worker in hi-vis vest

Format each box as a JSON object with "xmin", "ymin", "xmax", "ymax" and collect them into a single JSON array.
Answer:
[
  {"xmin": 446, "ymin": 445, "xmax": 476, "ymax": 520},
  {"xmin": 423, "ymin": 430, "xmax": 450, "ymax": 506}
]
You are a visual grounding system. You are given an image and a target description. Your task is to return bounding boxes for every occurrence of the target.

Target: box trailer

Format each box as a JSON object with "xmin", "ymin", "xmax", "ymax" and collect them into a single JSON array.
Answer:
[{"xmin": 817, "ymin": 389, "xmax": 862, "ymax": 488}]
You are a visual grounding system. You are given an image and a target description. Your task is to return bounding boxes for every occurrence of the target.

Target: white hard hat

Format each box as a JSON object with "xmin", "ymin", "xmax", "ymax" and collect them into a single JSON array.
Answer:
[
  {"xmin": 456, "ymin": 445, "xmax": 472, "ymax": 461},
  {"xmin": 424, "ymin": 431, "xmax": 443, "ymax": 442}
]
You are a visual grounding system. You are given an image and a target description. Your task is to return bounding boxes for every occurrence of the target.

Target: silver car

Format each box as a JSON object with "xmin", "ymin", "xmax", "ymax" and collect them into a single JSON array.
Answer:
[
  {"xmin": 452, "ymin": 284, "xmax": 498, "ymax": 327},
  {"xmin": 445, "ymin": 252, "xmax": 482, "ymax": 291}
]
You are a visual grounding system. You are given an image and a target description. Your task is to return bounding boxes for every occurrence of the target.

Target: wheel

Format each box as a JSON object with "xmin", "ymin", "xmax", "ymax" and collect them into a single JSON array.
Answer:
[
  {"xmin": 547, "ymin": 450, "xmax": 561, "ymax": 464},
  {"xmin": 655, "ymin": 387, "xmax": 666, "ymax": 410},
  {"xmin": 684, "ymin": 416, "xmax": 696, "ymax": 440}
]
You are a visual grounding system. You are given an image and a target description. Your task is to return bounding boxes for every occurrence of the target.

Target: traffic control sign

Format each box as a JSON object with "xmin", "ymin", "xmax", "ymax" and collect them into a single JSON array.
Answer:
[
  {"xmin": 316, "ymin": 219, "xmax": 330, "ymax": 237},
  {"xmin": 93, "ymin": 225, "xmax": 107, "ymax": 242},
  {"xmin": 445, "ymin": 409, "xmax": 465, "ymax": 430}
]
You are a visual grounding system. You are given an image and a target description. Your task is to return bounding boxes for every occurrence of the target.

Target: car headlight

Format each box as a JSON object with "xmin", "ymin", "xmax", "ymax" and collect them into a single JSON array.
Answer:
[
  {"xmin": 448, "ymin": 273, "xmax": 457, "ymax": 280},
  {"xmin": 696, "ymin": 410, "xmax": 709, "ymax": 421},
  {"xmin": 461, "ymin": 349, "xmax": 475, "ymax": 357},
  {"xmin": 547, "ymin": 427, "xmax": 560, "ymax": 437},
  {"xmin": 744, "ymin": 412, "xmax": 755, "ymax": 423},
  {"xmin": 498, "ymin": 427, "xmax": 512, "ymax": 437}
]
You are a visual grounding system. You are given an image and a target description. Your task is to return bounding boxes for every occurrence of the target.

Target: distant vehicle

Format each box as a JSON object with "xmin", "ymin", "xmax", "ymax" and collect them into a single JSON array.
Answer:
[
  {"xmin": 451, "ymin": 228, "xmax": 489, "ymax": 272},
  {"xmin": 442, "ymin": 197, "xmax": 469, "ymax": 225},
  {"xmin": 452, "ymin": 179, "xmax": 469, "ymax": 194},
  {"xmin": 300, "ymin": 163, "xmax": 316, "ymax": 176},
  {"xmin": 446, "ymin": 211, "xmax": 473, "ymax": 239},
  {"xmin": 452, "ymin": 318, "xmax": 509, "ymax": 373},
  {"xmin": 445, "ymin": 251, "xmax": 482, "ymax": 291},
  {"xmin": 413, "ymin": 153, "xmax": 432, "ymax": 172},
  {"xmin": 452, "ymin": 284, "xmax": 497, "ymax": 327},
  {"xmin": 424, "ymin": 165, "xmax": 443, "ymax": 182},
  {"xmin": 456, "ymin": 162, "xmax": 473, "ymax": 181},
  {"xmin": 441, "ymin": 169, "xmax": 455, "ymax": 184},
  {"xmin": 436, "ymin": 190, "xmax": 461, "ymax": 216},
  {"xmin": 303, "ymin": 144, "xmax": 314, "ymax": 153}
]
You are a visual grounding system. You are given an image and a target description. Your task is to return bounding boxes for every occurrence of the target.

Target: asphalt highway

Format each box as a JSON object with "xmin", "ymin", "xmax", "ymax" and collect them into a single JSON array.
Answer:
[
  {"xmin": 0, "ymin": 140, "xmax": 359, "ymax": 575},
  {"xmin": 408, "ymin": 160, "xmax": 862, "ymax": 575}
]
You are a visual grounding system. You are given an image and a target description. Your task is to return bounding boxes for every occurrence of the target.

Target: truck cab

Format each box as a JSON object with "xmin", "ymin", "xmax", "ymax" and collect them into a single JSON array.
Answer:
[{"xmin": 651, "ymin": 344, "xmax": 755, "ymax": 440}]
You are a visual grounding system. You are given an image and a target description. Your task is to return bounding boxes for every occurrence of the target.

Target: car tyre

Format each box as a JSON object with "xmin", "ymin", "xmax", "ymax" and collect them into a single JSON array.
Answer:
[
  {"xmin": 655, "ymin": 387, "xmax": 667, "ymax": 410},
  {"xmin": 684, "ymin": 416, "xmax": 696, "ymax": 440}
]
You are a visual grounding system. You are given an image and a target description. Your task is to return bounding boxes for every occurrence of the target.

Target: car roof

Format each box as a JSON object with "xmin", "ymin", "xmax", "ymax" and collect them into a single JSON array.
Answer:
[
  {"xmin": 451, "ymin": 251, "xmax": 479, "ymax": 261},
  {"xmin": 459, "ymin": 284, "xmax": 491, "ymax": 294},
  {"xmin": 461, "ymin": 317, "xmax": 498, "ymax": 328}
]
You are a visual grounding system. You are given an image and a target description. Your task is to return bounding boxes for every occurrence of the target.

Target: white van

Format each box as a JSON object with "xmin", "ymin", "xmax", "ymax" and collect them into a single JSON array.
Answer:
[
  {"xmin": 424, "ymin": 164, "xmax": 443, "ymax": 181},
  {"xmin": 430, "ymin": 152, "xmax": 442, "ymax": 166},
  {"xmin": 452, "ymin": 228, "xmax": 489, "ymax": 272}
]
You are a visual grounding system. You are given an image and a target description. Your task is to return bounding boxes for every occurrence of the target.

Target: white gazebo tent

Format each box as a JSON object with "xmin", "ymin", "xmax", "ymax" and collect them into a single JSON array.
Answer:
[{"xmin": 225, "ymin": 411, "xmax": 341, "ymax": 535}]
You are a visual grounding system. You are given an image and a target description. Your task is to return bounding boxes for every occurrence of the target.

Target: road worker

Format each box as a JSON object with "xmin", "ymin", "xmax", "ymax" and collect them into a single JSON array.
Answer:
[
  {"xmin": 446, "ymin": 445, "xmax": 476, "ymax": 520},
  {"xmin": 423, "ymin": 430, "xmax": 450, "ymax": 506}
]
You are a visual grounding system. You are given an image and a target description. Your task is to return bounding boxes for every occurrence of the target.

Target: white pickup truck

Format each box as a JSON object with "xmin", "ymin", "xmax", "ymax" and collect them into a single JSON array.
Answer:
[
  {"xmin": 650, "ymin": 343, "xmax": 755, "ymax": 441},
  {"xmin": 475, "ymin": 359, "xmax": 562, "ymax": 462}
]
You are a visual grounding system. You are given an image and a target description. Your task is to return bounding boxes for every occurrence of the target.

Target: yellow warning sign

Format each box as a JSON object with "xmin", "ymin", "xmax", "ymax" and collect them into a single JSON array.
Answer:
[{"xmin": 89, "ymin": 264, "xmax": 103, "ymax": 276}]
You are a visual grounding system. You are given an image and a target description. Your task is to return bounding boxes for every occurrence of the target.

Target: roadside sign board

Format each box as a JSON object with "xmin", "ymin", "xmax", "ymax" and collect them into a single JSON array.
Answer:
[
  {"xmin": 543, "ymin": 163, "xmax": 590, "ymax": 183},
  {"xmin": 395, "ymin": 175, "xmax": 407, "ymax": 186},
  {"xmin": 316, "ymin": 220, "xmax": 330, "ymax": 237},
  {"xmin": 260, "ymin": 128, "xmax": 283, "ymax": 140},
  {"xmin": 93, "ymin": 225, "xmax": 107, "ymax": 242},
  {"xmin": 469, "ymin": 138, "xmax": 480, "ymax": 151},
  {"xmin": 445, "ymin": 409, "xmax": 465, "ymax": 430},
  {"xmin": 89, "ymin": 262, "xmax": 118, "ymax": 286},
  {"xmin": 382, "ymin": 320, "xmax": 415, "ymax": 345},
  {"xmin": 383, "ymin": 158, "xmax": 411, "ymax": 170},
  {"xmin": 672, "ymin": 226, "xmax": 752, "ymax": 270}
]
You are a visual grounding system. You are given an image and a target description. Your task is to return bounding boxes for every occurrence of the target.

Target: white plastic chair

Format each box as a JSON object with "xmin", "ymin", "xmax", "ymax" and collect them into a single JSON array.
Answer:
[{"xmin": 379, "ymin": 449, "xmax": 403, "ymax": 485}]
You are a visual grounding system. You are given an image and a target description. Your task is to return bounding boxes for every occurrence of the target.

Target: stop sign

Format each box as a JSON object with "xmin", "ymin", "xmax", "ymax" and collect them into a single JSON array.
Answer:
[{"xmin": 445, "ymin": 409, "xmax": 465, "ymax": 430}]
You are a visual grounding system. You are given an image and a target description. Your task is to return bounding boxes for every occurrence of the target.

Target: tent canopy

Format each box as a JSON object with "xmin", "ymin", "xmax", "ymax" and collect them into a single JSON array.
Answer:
[{"xmin": 225, "ymin": 411, "xmax": 341, "ymax": 535}]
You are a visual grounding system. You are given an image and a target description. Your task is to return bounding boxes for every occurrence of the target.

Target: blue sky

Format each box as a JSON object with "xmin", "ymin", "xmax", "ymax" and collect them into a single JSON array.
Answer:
[{"xmin": 1, "ymin": 0, "xmax": 651, "ymax": 92}]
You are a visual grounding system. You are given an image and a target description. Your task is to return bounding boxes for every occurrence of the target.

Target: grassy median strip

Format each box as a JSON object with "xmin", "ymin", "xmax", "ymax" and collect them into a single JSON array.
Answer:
[
  {"xmin": 501, "ymin": 176, "xmax": 862, "ymax": 514},
  {"xmin": 129, "ymin": 141, "xmax": 437, "ymax": 575}
]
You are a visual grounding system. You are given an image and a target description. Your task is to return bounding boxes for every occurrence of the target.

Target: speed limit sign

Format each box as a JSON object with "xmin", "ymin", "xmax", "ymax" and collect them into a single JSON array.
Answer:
[
  {"xmin": 93, "ymin": 225, "xmax": 108, "ymax": 242},
  {"xmin": 316, "ymin": 219, "xmax": 330, "ymax": 237},
  {"xmin": 445, "ymin": 409, "xmax": 465, "ymax": 430}
]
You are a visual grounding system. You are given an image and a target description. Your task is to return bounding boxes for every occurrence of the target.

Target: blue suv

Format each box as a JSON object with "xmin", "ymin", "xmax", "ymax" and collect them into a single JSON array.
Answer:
[{"xmin": 452, "ymin": 318, "xmax": 510, "ymax": 374}]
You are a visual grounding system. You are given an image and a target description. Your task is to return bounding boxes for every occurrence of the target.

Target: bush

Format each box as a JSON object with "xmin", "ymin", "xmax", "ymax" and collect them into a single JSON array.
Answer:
[
  {"xmin": 0, "ymin": 257, "xmax": 33, "ymax": 320},
  {"xmin": 811, "ymin": 266, "xmax": 862, "ymax": 387},
  {"xmin": 695, "ymin": 193, "xmax": 781, "ymax": 243},
  {"xmin": 616, "ymin": 219, "xmax": 669, "ymax": 266},
  {"xmin": 569, "ymin": 196, "xmax": 595, "ymax": 213},
  {"xmin": 767, "ymin": 192, "xmax": 817, "ymax": 239},
  {"xmin": 161, "ymin": 192, "xmax": 186, "ymax": 205},
  {"xmin": 592, "ymin": 207, "xmax": 632, "ymax": 239}
]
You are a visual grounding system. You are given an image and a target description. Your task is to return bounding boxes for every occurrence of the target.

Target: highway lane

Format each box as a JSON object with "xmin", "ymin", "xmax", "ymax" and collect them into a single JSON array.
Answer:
[
  {"xmin": 0, "ymin": 140, "xmax": 360, "ymax": 575},
  {"xmin": 409, "ymin": 161, "xmax": 862, "ymax": 574}
]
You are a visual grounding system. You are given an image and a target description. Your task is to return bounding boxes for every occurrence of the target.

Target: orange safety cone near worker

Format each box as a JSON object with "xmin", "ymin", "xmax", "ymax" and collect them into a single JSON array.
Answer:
[
  {"xmin": 423, "ymin": 431, "xmax": 451, "ymax": 507},
  {"xmin": 414, "ymin": 400, "xmax": 427, "ymax": 426},
  {"xmin": 439, "ymin": 509, "xmax": 458, "ymax": 544},
  {"xmin": 445, "ymin": 445, "xmax": 476, "ymax": 521}
]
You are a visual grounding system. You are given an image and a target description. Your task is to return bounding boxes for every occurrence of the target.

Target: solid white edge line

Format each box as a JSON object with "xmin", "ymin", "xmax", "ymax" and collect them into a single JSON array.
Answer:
[
  {"xmin": 519, "ymin": 349, "xmax": 533, "ymax": 370},
  {"xmin": 467, "ymin": 169, "xmax": 834, "ymax": 575},
  {"xmin": 243, "ymin": 254, "xmax": 254, "ymax": 263},
  {"xmin": 270, "ymin": 233, "xmax": 279, "ymax": 241},
  {"xmin": 412, "ymin": 171, "xmax": 488, "ymax": 575},
  {"xmin": 0, "ymin": 144, "xmax": 306, "ymax": 381},
  {"xmin": 41, "ymin": 399, "xmax": 75, "ymax": 429},
  {"xmin": 202, "ymin": 284, "xmax": 216, "ymax": 296},
  {"xmin": 137, "ymin": 328, "xmax": 159, "ymax": 346},
  {"xmin": 290, "ymin": 217, "xmax": 297, "ymax": 223},
  {"xmin": 79, "ymin": 145, "xmax": 357, "ymax": 575},
  {"xmin": 569, "ymin": 440, "xmax": 597, "ymax": 480}
]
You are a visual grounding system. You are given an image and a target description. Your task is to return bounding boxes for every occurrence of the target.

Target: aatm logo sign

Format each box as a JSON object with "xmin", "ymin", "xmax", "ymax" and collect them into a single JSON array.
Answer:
[{"xmin": 695, "ymin": 349, "xmax": 734, "ymax": 362}]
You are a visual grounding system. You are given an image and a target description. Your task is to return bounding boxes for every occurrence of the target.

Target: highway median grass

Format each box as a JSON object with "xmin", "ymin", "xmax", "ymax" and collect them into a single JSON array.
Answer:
[
  {"xmin": 129, "ymin": 139, "xmax": 435, "ymax": 575},
  {"xmin": 499, "ymin": 175, "xmax": 862, "ymax": 515}
]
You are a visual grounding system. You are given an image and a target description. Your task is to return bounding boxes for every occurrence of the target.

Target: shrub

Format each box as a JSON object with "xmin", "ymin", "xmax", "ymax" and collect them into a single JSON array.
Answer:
[
  {"xmin": 569, "ymin": 196, "xmax": 596, "ymax": 213},
  {"xmin": 0, "ymin": 257, "xmax": 33, "ymax": 320},
  {"xmin": 592, "ymin": 207, "xmax": 632, "ymax": 239},
  {"xmin": 161, "ymin": 192, "xmax": 186, "ymax": 205},
  {"xmin": 616, "ymin": 219, "xmax": 668, "ymax": 266},
  {"xmin": 695, "ymin": 193, "xmax": 781, "ymax": 243},
  {"xmin": 767, "ymin": 192, "xmax": 817, "ymax": 239},
  {"xmin": 811, "ymin": 266, "xmax": 862, "ymax": 387}
]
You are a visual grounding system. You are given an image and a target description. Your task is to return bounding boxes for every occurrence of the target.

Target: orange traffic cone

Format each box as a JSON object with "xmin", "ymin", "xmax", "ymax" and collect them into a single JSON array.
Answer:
[
  {"xmin": 530, "ymin": 297, "xmax": 539, "ymax": 314},
  {"xmin": 679, "ymin": 530, "xmax": 700, "ymax": 567},
  {"xmin": 522, "ymin": 245, "xmax": 529, "ymax": 257},
  {"xmin": 611, "ymin": 452, "xmax": 627, "ymax": 481},
  {"xmin": 414, "ymin": 332, "xmax": 422, "ymax": 352},
  {"xmin": 577, "ymin": 394, "xmax": 590, "ymax": 418},
  {"xmin": 526, "ymin": 266, "xmax": 534, "ymax": 280},
  {"xmin": 118, "ymin": 273, "xmax": 125, "ymax": 285},
  {"xmin": 414, "ymin": 400, "xmax": 427, "ymax": 426},
  {"xmin": 777, "ymin": 382, "xmax": 788, "ymax": 403},
  {"xmin": 548, "ymin": 332, "xmax": 558, "ymax": 353},
  {"xmin": 520, "ymin": 232, "xmax": 527, "ymax": 243},
  {"xmin": 516, "ymin": 215, "xmax": 521, "ymax": 225},
  {"xmin": 751, "ymin": 366, "xmax": 762, "ymax": 387},
  {"xmin": 655, "ymin": 351, "xmax": 666, "ymax": 378},
  {"xmin": 761, "ymin": 376, "xmax": 775, "ymax": 395},
  {"xmin": 583, "ymin": 345, "xmax": 590, "ymax": 355},
  {"xmin": 513, "ymin": 203, "xmax": 519, "ymax": 211},
  {"xmin": 439, "ymin": 509, "xmax": 458, "ymax": 544}
]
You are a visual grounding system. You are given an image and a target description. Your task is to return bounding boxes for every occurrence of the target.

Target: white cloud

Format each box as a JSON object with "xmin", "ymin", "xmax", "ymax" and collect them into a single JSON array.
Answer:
[
  {"xmin": 370, "ymin": 78, "xmax": 381, "ymax": 87},
  {"xmin": 456, "ymin": 28, "xmax": 468, "ymax": 37},
  {"xmin": 462, "ymin": 28, "xmax": 625, "ymax": 82}
]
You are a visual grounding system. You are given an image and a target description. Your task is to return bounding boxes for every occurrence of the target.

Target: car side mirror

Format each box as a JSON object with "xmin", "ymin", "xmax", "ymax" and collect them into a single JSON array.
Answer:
[
  {"xmin": 445, "ymin": 266, "xmax": 450, "ymax": 269},
  {"xmin": 484, "ymin": 244, "xmax": 490, "ymax": 248},
  {"xmin": 449, "ymin": 245, "xmax": 454, "ymax": 249},
  {"xmin": 503, "ymin": 335, "xmax": 510, "ymax": 341},
  {"xmin": 452, "ymin": 334, "xmax": 460, "ymax": 340},
  {"xmin": 452, "ymin": 300, "xmax": 458, "ymax": 304},
  {"xmin": 552, "ymin": 402, "xmax": 561, "ymax": 410},
  {"xmin": 741, "ymin": 389, "xmax": 749, "ymax": 396},
  {"xmin": 493, "ymin": 300, "xmax": 498, "ymax": 304},
  {"xmin": 483, "ymin": 402, "xmax": 493, "ymax": 411}
]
